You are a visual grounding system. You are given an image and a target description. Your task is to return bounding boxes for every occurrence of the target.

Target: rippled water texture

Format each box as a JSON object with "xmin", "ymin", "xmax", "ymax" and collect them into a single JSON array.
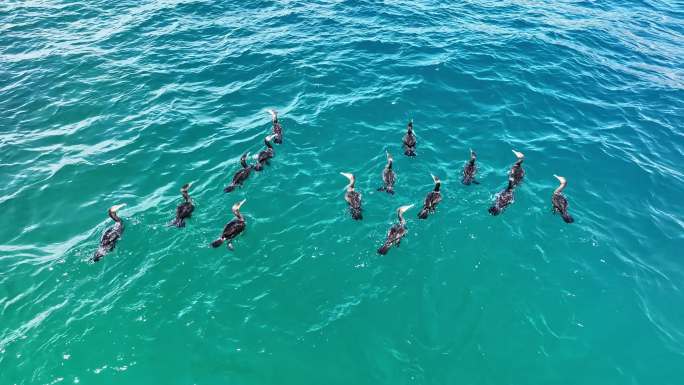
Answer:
[{"xmin": 1, "ymin": 0, "xmax": 684, "ymax": 384}]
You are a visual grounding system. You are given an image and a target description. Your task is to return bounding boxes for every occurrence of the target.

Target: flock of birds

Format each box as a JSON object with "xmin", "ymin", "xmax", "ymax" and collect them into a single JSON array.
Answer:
[{"xmin": 90, "ymin": 114, "xmax": 574, "ymax": 262}]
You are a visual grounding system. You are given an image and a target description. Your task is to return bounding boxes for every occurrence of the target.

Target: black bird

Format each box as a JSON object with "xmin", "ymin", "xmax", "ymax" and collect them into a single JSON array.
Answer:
[
  {"xmin": 268, "ymin": 109, "xmax": 283, "ymax": 144},
  {"xmin": 488, "ymin": 177, "xmax": 515, "ymax": 215},
  {"xmin": 224, "ymin": 153, "xmax": 252, "ymax": 193},
  {"xmin": 509, "ymin": 150, "xmax": 525, "ymax": 187},
  {"xmin": 91, "ymin": 204, "xmax": 126, "ymax": 262},
  {"xmin": 254, "ymin": 134, "xmax": 276, "ymax": 171},
  {"xmin": 341, "ymin": 172, "xmax": 362, "ymax": 220},
  {"xmin": 403, "ymin": 119, "xmax": 416, "ymax": 157},
  {"xmin": 210, "ymin": 199, "xmax": 247, "ymax": 250},
  {"xmin": 377, "ymin": 151, "xmax": 396, "ymax": 194},
  {"xmin": 170, "ymin": 183, "xmax": 194, "ymax": 228},
  {"xmin": 377, "ymin": 204, "xmax": 414, "ymax": 255},
  {"xmin": 418, "ymin": 174, "xmax": 442, "ymax": 219},
  {"xmin": 462, "ymin": 149, "xmax": 479, "ymax": 185},
  {"xmin": 552, "ymin": 174, "xmax": 574, "ymax": 223}
]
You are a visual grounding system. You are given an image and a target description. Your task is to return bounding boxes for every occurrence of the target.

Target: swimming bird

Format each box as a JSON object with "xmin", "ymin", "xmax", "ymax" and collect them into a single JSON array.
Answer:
[
  {"xmin": 488, "ymin": 177, "xmax": 515, "ymax": 215},
  {"xmin": 418, "ymin": 174, "xmax": 442, "ymax": 219},
  {"xmin": 403, "ymin": 119, "xmax": 416, "ymax": 157},
  {"xmin": 254, "ymin": 134, "xmax": 276, "ymax": 171},
  {"xmin": 341, "ymin": 172, "xmax": 362, "ymax": 220},
  {"xmin": 462, "ymin": 149, "xmax": 479, "ymax": 185},
  {"xmin": 552, "ymin": 175, "xmax": 574, "ymax": 223},
  {"xmin": 377, "ymin": 151, "xmax": 396, "ymax": 194},
  {"xmin": 377, "ymin": 204, "xmax": 414, "ymax": 255},
  {"xmin": 91, "ymin": 204, "xmax": 126, "ymax": 262},
  {"xmin": 268, "ymin": 109, "xmax": 283, "ymax": 144},
  {"xmin": 170, "ymin": 183, "xmax": 194, "ymax": 228},
  {"xmin": 224, "ymin": 153, "xmax": 252, "ymax": 193},
  {"xmin": 509, "ymin": 150, "xmax": 525, "ymax": 187},
  {"xmin": 210, "ymin": 199, "xmax": 247, "ymax": 250}
]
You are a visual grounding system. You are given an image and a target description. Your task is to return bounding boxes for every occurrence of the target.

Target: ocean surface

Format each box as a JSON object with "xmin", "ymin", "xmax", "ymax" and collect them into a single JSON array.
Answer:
[{"xmin": 1, "ymin": 0, "xmax": 683, "ymax": 384}]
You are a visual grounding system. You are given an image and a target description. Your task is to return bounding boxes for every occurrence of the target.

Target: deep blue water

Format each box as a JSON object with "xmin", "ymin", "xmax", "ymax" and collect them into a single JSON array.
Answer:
[{"xmin": 1, "ymin": 1, "xmax": 684, "ymax": 384}]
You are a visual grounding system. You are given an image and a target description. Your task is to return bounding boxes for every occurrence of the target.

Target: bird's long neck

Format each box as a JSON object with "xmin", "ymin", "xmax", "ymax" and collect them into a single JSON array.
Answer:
[
  {"xmin": 515, "ymin": 159, "xmax": 523, "ymax": 167},
  {"xmin": 387, "ymin": 159, "xmax": 393, "ymax": 170},
  {"xmin": 233, "ymin": 209, "xmax": 244, "ymax": 222},
  {"xmin": 240, "ymin": 156, "xmax": 248, "ymax": 168},
  {"xmin": 554, "ymin": 180, "xmax": 567, "ymax": 195},
  {"xmin": 434, "ymin": 182, "xmax": 441, "ymax": 192},
  {"xmin": 109, "ymin": 210, "xmax": 121, "ymax": 223},
  {"xmin": 182, "ymin": 190, "xmax": 191, "ymax": 203},
  {"xmin": 265, "ymin": 138, "xmax": 273, "ymax": 149},
  {"xmin": 506, "ymin": 179, "xmax": 514, "ymax": 191},
  {"xmin": 347, "ymin": 178, "xmax": 355, "ymax": 191},
  {"xmin": 397, "ymin": 210, "xmax": 406, "ymax": 226}
]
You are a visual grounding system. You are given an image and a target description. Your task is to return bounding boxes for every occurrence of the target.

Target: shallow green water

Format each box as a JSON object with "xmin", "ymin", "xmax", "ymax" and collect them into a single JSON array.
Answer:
[{"xmin": 1, "ymin": 1, "xmax": 684, "ymax": 384}]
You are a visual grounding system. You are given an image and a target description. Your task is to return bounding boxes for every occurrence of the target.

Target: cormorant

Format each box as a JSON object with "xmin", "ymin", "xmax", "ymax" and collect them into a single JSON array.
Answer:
[
  {"xmin": 377, "ymin": 151, "xmax": 396, "ymax": 194},
  {"xmin": 403, "ymin": 120, "xmax": 416, "ymax": 157},
  {"xmin": 254, "ymin": 134, "xmax": 276, "ymax": 171},
  {"xmin": 377, "ymin": 204, "xmax": 414, "ymax": 255},
  {"xmin": 91, "ymin": 204, "xmax": 126, "ymax": 262},
  {"xmin": 340, "ymin": 172, "xmax": 362, "ymax": 220},
  {"xmin": 488, "ymin": 177, "xmax": 515, "ymax": 215},
  {"xmin": 224, "ymin": 153, "xmax": 252, "ymax": 193},
  {"xmin": 462, "ymin": 149, "xmax": 479, "ymax": 185},
  {"xmin": 210, "ymin": 199, "xmax": 247, "ymax": 250},
  {"xmin": 268, "ymin": 109, "xmax": 283, "ymax": 144},
  {"xmin": 509, "ymin": 150, "xmax": 525, "ymax": 187},
  {"xmin": 418, "ymin": 174, "xmax": 442, "ymax": 219},
  {"xmin": 170, "ymin": 183, "xmax": 194, "ymax": 228},
  {"xmin": 552, "ymin": 175, "xmax": 574, "ymax": 223}
]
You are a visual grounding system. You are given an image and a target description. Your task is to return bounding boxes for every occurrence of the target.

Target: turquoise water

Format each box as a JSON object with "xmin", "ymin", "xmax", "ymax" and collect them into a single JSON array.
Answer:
[{"xmin": 2, "ymin": 0, "xmax": 684, "ymax": 383}]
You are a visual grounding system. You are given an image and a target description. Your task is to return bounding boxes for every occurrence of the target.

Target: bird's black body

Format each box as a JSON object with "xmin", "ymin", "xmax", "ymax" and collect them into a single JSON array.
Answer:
[
  {"xmin": 224, "ymin": 153, "xmax": 252, "ymax": 193},
  {"xmin": 346, "ymin": 190, "xmax": 363, "ymax": 220},
  {"xmin": 552, "ymin": 193, "xmax": 574, "ymax": 223},
  {"xmin": 403, "ymin": 120, "xmax": 416, "ymax": 157},
  {"xmin": 171, "ymin": 184, "xmax": 194, "ymax": 228},
  {"xmin": 462, "ymin": 151, "xmax": 478, "ymax": 185},
  {"xmin": 510, "ymin": 159, "xmax": 524, "ymax": 187},
  {"xmin": 377, "ymin": 153, "xmax": 396, "ymax": 194},
  {"xmin": 254, "ymin": 136, "xmax": 275, "ymax": 171},
  {"xmin": 378, "ymin": 206, "xmax": 411, "ymax": 255},
  {"xmin": 488, "ymin": 179, "xmax": 515, "ymax": 215},
  {"xmin": 270, "ymin": 111, "xmax": 283, "ymax": 144},
  {"xmin": 91, "ymin": 207, "xmax": 125, "ymax": 262},
  {"xmin": 211, "ymin": 201, "xmax": 247, "ymax": 250},
  {"xmin": 418, "ymin": 177, "xmax": 442, "ymax": 219}
]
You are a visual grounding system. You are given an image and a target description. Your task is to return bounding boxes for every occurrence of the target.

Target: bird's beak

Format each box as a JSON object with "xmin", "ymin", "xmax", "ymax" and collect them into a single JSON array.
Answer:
[
  {"xmin": 554, "ymin": 174, "xmax": 565, "ymax": 183},
  {"xmin": 234, "ymin": 199, "xmax": 247, "ymax": 210},
  {"xmin": 110, "ymin": 204, "xmax": 126, "ymax": 212},
  {"xmin": 266, "ymin": 134, "xmax": 276, "ymax": 141},
  {"xmin": 340, "ymin": 172, "xmax": 353, "ymax": 180},
  {"xmin": 431, "ymin": 174, "xmax": 439, "ymax": 183},
  {"xmin": 398, "ymin": 204, "xmax": 414, "ymax": 214},
  {"xmin": 386, "ymin": 151, "xmax": 392, "ymax": 161},
  {"xmin": 512, "ymin": 150, "xmax": 524, "ymax": 159}
]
